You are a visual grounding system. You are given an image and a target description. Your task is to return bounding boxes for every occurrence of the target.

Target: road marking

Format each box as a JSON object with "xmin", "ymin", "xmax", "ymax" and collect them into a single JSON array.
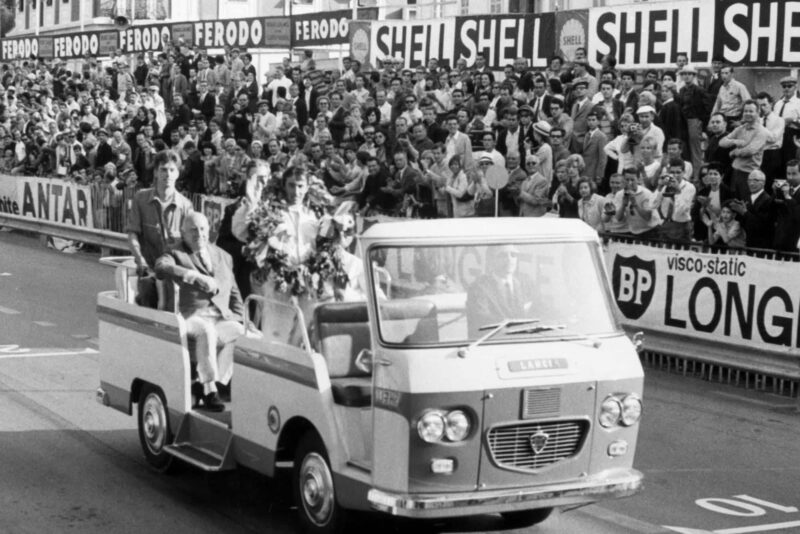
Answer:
[
  {"xmin": 581, "ymin": 505, "xmax": 669, "ymax": 533},
  {"xmin": 715, "ymin": 520, "xmax": 800, "ymax": 533},
  {"xmin": 712, "ymin": 391, "xmax": 795, "ymax": 409},
  {"xmin": 0, "ymin": 305, "xmax": 20, "ymax": 315},
  {"xmin": 0, "ymin": 348, "xmax": 98, "ymax": 359},
  {"xmin": 0, "ymin": 272, "xmax": 11, "ymax": 276},
  {"xmin": 32, "ymin": 321, "xmax": 56, "ymax": 327}
]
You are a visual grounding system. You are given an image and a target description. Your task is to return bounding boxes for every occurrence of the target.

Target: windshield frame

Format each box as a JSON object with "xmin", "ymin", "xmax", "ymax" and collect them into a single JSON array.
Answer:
[{"xmin": 364, "ymin": 239, "xmax": 622, "ymax": 350}]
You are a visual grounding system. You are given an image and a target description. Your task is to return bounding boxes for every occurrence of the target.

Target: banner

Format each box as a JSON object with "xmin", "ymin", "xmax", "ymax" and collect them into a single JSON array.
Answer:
[
  {"xmin": 454, "ymin": 14, "xmax": 555, "ymax": 69},
  {"xmin": 291, "ymin": 8, "xmax": 378, "ymax": 48},
  {"xmin": 348, "ymin": 20, "xmax": 373, "ymax": 69},
  {"xmin": 588, "ymin": 1, "xmax": 714, "ymax": 69},
  {"xmin": 200, "ymin": 195, "xmax": 237, "ymax": 242},
  {"xmin": 556, "ymin": 9, "xmax": 589, "ymax": 63},
  {"xmin": 605, "ymin": 242, "xmax": 800, "ymax": 355},
  {"xmin": 714, "ymin": 0, "xmax": 800, "ymax": 66},
  {"xmin": 118, "ymin": 23, "xmax": 173, "ymax": 53},
  {"xmin": 53, "ymin": 31, "xmax": 119, "ymax": 59},
  {"xmin": 371, "ymin": 19, "xmax": 456, "ymax": 68},
  {"xmin": 192, "ymin": 17, "xmax": 290, "ymax": 50},
  {"xmin": 1, "ymin": 37, "xmax": 39, "ymax": 60},
  {"xmin": 0, "ymin": 175, "xmax": 94, "ymax": 228}
]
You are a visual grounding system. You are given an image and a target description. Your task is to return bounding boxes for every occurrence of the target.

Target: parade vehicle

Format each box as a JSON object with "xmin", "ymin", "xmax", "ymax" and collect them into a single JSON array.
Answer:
[{"xmin": 96, "ymin": 218, "xmax": 644, "ymax": 533}]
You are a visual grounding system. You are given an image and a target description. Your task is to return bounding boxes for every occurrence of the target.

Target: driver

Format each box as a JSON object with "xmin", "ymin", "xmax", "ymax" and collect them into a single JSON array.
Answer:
[{"xmin": 466, "ymin": 244, "xmax": 535, "ymax": 338}]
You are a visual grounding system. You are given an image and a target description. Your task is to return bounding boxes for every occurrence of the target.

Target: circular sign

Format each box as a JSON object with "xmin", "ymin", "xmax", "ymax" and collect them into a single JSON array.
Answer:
[
  {"xmin": 485, "ymin": 166, "xmax": 509, "ymax": 190},
  {"xmin": 351, "ymin": 27, "xmax": 369, "ymax": 64},
  {"xmin": 559, "ymin": 17, "xmax": 586, "ymax": 62},
  {"xmin": 267, "ymin": 406, "xmax": 281, "ymax": 434}
]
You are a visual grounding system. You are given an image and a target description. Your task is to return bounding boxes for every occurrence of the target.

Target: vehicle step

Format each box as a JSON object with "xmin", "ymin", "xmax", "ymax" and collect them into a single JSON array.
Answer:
[
  {"xmin": 190, "ymin": 407, "xmax": 232, "ymax": 429},
  {"xmin": 164, "ymin": 443, "xmax": 228, "ymax": 471}
]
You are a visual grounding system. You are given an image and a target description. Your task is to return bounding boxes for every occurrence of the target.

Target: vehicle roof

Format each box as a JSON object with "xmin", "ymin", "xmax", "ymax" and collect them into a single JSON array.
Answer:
[{"xmin": 360, "ymin": 217, "xmax": 599, "ymax": 243}]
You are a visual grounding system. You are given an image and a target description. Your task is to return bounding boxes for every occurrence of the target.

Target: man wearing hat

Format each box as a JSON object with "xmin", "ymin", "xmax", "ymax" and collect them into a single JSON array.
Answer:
[
  {"xmin": 635, "ymin": 105, "xmax": 665, "ymax": 162},
  {"xmin": 775, "ymin": 75, "xmax": 800, "ymax": 168},
  {"xmin": 572, "ymin": 59, "xmax": 598, "ymax": 98},
  {"xmin": 532, "ymin": 120, "xmax": 553, "ymax": 180},
  {"xmin": 678, "ymin": 65, "xmax": 709, "ymax": 179}
]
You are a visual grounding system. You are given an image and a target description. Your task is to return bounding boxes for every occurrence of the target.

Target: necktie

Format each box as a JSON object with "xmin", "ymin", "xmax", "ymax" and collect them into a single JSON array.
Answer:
[
  {"xmin": 198, "ymin": 250, "xmax": 213, "ymax": 273},
  {"xmin": 763, "ymin": 115, "xmax": 768, "ymax": 127},
  {"xmin": 778, "ymin": 100, "xmax": 788, "ymax": 117},
  {"xmin": 532, "ymin": 97, "xmax": 539, "ymax": 119}
]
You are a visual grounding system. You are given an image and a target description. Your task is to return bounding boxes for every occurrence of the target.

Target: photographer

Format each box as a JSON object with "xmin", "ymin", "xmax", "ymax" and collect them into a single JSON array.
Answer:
[
  {"xmin": 654, "ymin": 158, "xmax": 696, "ymax": 242},
  {"xmin": 614, "ymin": 167, "xmax": 662, "ymax": 239},
  {"xmin": 772, "ymin": 160, "xmax": 800, "ymax": 252}
]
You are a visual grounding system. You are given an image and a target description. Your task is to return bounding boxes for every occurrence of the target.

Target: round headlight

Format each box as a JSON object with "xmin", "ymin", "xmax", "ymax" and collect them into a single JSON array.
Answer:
[
  {"xmin": 599, "ymin": 396, "xmax": 622, "ymax": 428},
  {"xmin": 444, "ymin": 410, "xmax": 470, "ymax": 442},
  {"xmin": 620, "ymin": 394, "xmax": 642, "ymax": 426},
  {"xmin": 417, "ymin": 411, "xmax": 446, "ymax": 443}
]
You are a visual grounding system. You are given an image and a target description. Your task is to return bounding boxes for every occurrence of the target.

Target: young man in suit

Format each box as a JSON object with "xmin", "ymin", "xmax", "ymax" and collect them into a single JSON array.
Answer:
[
  {"xmin": 570, "ymin": 80, "xmax": 593, "ymax": 153},
  {"xmin": 155, "ymin": 211, "xmax": 245, "ymax": 411},
  {"xmin": 582, "ymin": 111, "xmax": 608, "ymax": 190},
  {"xmin": 729, "ymin": 170, "xmax": 775, "ymax": 250}
]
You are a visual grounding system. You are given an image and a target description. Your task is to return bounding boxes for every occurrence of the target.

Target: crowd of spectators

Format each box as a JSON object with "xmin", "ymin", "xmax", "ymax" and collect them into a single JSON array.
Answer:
[{"xmin": 2, "ymin": 41, "xmax": 800, "ymax": 253}]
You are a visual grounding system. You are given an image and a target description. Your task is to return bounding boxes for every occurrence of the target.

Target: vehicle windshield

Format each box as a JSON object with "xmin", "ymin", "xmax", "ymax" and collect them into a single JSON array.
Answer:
[{"xmin": 368, "ymin": 242, "xmax": 617, "ymax": 347}]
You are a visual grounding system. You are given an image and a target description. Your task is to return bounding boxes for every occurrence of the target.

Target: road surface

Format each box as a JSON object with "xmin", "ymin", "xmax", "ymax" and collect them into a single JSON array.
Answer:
[{"xmin": 1, "ymin": 230, "xmax": 799, "ymax": 534}]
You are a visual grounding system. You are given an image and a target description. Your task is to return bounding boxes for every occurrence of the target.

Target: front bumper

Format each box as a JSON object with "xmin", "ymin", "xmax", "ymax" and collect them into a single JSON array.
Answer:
[{"xmin": 367, "ymin": 468, "xmax": 642, "ymax": 518}]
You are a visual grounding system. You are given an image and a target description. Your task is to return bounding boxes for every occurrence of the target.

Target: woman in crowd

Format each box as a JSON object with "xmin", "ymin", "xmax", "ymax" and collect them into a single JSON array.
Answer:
[
  {"xmin": 444, "ymin": 155, "xmax": 473, "ymax": 218},
  {"xmin": 577, "ymin": 177, "xmax": 605, "ymax": 231}
]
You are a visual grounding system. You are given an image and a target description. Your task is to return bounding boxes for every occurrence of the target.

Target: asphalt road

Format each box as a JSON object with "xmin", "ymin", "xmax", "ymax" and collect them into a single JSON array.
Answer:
[{"xmin": 1, "ymin": 229, "xmax": 799, "ymax": 534}]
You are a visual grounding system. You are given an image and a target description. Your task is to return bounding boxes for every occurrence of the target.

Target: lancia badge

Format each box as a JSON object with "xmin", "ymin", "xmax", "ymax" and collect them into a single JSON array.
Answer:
[{"xmin": 529, "ymin": 430, "xmax": 549, "ymax": 454}]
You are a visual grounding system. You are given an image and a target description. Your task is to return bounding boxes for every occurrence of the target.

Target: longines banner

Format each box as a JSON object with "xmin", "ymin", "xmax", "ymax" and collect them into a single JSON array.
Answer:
[
  {"xmin": 605, "ymin": 242, "xmax": 800, "ymax": 354},
  {"xmin": 0, "ymin": 175, "xmax": 94, "ymax": 228}
]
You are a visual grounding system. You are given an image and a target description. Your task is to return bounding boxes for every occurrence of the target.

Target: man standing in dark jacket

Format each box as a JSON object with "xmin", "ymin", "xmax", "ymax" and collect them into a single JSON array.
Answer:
[
  {"xmin": 678, "ymin": 66, "xmax": 709, "ymax": 180},
  {"xmin": 772, "ymin": 160, "xmax": 800, "ymax": 252}
]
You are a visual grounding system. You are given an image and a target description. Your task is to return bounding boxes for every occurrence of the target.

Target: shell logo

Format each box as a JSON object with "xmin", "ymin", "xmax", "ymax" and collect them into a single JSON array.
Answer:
[{"xmin": 559, "ymin": 18, "xmax": 586, "ymax": 60}]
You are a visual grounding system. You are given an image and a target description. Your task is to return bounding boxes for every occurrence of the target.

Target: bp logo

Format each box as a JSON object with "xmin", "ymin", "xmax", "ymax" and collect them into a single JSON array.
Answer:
[{"xmin": 612, "ymin": 255, "xmax": 655, "ymax": 320}]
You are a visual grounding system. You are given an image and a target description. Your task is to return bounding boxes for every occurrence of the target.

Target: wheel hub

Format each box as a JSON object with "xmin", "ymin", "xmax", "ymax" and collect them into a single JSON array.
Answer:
[
  {"xmin": 300, "ymin": 453, "xmax": 334, "ymax": 525},
  {"xmin": 142, "ymin": 396, "xmax": 166, "ymax": 453}
]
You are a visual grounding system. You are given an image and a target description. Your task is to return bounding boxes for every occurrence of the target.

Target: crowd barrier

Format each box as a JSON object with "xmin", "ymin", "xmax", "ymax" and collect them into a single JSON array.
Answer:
[{"xmin": 2, "ymin": 174, "xmax": 798, "ymax": 399}]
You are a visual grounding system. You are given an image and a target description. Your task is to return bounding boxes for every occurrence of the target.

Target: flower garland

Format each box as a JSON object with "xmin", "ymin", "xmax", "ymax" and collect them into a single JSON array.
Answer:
[{"xmin": 243, "ymin": 175, "xmax": 350, "ymax": 299}]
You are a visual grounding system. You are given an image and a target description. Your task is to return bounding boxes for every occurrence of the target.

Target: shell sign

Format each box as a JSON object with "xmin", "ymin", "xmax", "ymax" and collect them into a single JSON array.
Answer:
[{"xmin": 556, "ymin": 10, "xmax": 588, "ymax": 62}]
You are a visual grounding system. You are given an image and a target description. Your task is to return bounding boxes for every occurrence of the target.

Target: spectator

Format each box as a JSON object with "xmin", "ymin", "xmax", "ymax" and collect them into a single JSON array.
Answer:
[
  {"xmin": 728, "ymin": 170, "xmax": 774, "ymax": 249},
  {"xmin": 581, "ymin": 111, "xmax": 608, "ymax": 189},
  {"xmin": 613, "ymin": 166, "xmax": 662, "ymax": 239},
  {"xmin": 719, "ymin": 100, "xmax": 770, "ymax": 200},
  {"xmin": 518, "ymin": 155, "xmax": 549, "ymax": 217},
  {"xmin": 772, "ymin": 160, "xmax": 800, "ymax": 252},
  {"xmin": 653, "ymin": 158, "xmax": 696, "ymax": 242}
]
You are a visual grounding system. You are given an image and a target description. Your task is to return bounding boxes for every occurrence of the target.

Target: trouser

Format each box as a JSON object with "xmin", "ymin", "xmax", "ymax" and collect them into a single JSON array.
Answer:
[
  {"xmin": 185, "ymin": 313, "xmax": 244, "ymax": 386},
  {"xmin": 686, "ymin": 118, "xmax": 704, "ymax": 180},
  {"xmin": 731, "ymin": 168, "xmax": 751, "ymax": 200},
  {"xmin": 761, "ymin": 149, "xmax": 783, "ymax": 191}
]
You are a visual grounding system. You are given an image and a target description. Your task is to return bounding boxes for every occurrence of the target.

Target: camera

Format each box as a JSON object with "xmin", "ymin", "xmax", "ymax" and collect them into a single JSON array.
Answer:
[{"xmin": 774, "ymin": 179, "xmax": 788, "ymax": 189}]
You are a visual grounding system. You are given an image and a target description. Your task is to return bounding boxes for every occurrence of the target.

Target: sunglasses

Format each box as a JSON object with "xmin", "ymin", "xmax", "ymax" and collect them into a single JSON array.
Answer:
[
  {"xmin": 526, "ymin": 161, "xmax": 538, "ymax": 166},
  {"xmin": 783, "ymin": 84, "xmax": 796, "ymax": 89}
]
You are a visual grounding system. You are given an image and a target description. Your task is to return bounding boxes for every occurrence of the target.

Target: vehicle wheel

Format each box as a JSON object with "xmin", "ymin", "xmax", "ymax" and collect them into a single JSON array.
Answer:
[
  {"xmin": 501, "ymin": 507, "xmax": 553, "ymax": 528},
  {"xmin": 293, "ymin": 431, "xmax": 347, "ymax": 534},
  {"xmin": 137, "ymin": 384, "xmax": 175, "ymax": 473}
]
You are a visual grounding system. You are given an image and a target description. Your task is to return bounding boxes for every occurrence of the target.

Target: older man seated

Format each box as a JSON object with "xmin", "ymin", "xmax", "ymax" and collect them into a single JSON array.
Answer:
[{"xmin": 155, "ymin": 212, "xmax": 245, "ymax": 412}]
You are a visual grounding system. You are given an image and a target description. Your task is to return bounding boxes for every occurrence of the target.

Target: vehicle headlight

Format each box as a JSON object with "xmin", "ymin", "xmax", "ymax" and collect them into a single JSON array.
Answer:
[
  {"xmin": 599, "ymin": 396, "xmax": 622, "ymax": 428},
  {"xmin": 620, "ymin": 394, "xmax": 642, "ymax": 426},
  {"xmin": 417, "ymin": 411, "xmax": 446, "ymax": 443},
  {"xmin": 444, "ymin": 410, "xmax": 470, "ymax": 442}
]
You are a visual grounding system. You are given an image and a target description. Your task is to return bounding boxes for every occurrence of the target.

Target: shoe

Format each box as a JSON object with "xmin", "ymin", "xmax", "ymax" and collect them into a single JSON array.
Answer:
[
  {"xmin": 191, "ymin": 382, "xmax": 203, "ymax": 406},
  {"xmin": 216, "ymin": 381, "xmax": 231, "ymax": 402},
  {"xmin": 201, "ymin": 392, "xmax": 225, "ymax": 412}
]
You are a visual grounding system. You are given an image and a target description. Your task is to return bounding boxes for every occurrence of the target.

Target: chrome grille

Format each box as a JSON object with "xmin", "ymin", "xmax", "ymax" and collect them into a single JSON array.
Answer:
[
  {"xmin": 521, "ymin": 388, "xmax": 561, "ymax": 418},
  {"xmin": 486, "ymin": 420, "xmax": 588, "ymax": 471}
]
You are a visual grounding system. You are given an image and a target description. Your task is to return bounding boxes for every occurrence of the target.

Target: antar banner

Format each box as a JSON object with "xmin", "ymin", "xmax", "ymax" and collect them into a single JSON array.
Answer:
[
  {"xmin": 588, "ymin": 1, "xmax": 714, "ymax": 68},
  {"xmin": 715, "ymin": 0, "xmax": 800, "ymax": 66}
]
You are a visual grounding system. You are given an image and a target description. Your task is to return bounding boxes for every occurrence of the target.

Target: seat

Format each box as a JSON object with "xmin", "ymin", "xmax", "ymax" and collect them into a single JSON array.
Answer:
[{"xmin": 313, "ymin": 302, "xmax": 372, "ymax": 407}]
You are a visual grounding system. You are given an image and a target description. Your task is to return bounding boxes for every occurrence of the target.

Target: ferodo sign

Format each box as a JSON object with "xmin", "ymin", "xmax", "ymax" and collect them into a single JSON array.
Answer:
[
  {"xmin": 193, "ymin": 18, "xmax": 268, "ymax": 49},
  {"xmin": 1, "ymin": 37, "xmax": 39, "ymax": 60},
  {"xmin": 292, "ymin": 9, "xmax": 378, "ymax": 47},
  {"xmin": 118, "ymin": 24, "xmax": 172, "ymax": 53},
  {"xmin": 54, "ymin": 32, "xmax": 118, "ymax": 59},
  {"xmin": 606, "ymin": 242, "xmax": 800, "ymax": 354}
]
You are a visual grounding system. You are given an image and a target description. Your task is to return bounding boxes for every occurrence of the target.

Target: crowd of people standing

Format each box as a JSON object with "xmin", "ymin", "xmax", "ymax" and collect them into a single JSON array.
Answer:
[{"xmin": 1, "ymin": 40, "xmax": 799, "ymax": 254}]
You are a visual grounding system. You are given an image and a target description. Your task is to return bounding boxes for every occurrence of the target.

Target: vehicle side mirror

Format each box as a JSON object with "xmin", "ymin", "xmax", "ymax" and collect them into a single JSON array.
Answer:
[{"xmin": 355, "ymin": 348, "xmax": 374, "ymax": 374}]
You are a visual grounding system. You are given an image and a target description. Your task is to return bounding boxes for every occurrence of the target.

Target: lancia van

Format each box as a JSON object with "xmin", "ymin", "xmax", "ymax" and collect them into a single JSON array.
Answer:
[{"xmin": 96, "ymin": 218, "xmax": 643, "ymax": 533}]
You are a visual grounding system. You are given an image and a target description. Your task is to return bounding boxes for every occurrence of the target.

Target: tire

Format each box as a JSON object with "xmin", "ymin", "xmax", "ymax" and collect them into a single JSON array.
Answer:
[
  {"xmin": 137, "ymin": 383, "xmax": 175, "ymax": 473},
  {"xmin": 501, "ymin": 507, "xmax": 553, "ymax": 528},
  {"xmin": 293, "ymin": 431, "xmax": 347, "ymax": 534}
]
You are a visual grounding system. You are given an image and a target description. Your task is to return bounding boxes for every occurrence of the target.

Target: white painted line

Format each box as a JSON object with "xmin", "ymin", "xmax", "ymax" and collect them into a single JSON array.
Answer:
[
  {"xmin": 0, "ymin": 272, "xmax": 11, "ymax": 276},
  {"xmin": 0, "ymin": 348, "xmax": 99, "ymax": 359},
  {"xmin": 0, "ymin": 305, "xmax": 20, "ymax": 315},
  {"xmin": 712, "ymin": 391, "xmax": 795, "ymax": 409},
  {"xmin": 32, "ymin": 321, "xmax": 56, "ymax": 327},
  {"xmin": 715, "ymin": 520, "xmax": 800, "ymax": 533}
]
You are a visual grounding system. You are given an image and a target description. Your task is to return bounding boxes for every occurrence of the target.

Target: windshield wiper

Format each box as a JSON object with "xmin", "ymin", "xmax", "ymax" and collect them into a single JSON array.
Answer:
[
  {"xmin": 507, "ymin": 324, "xmax": 603, "ymax": 348},
  {"xmin": 458, "ymin": 318, "xmax": 540, "ymax": 358}
]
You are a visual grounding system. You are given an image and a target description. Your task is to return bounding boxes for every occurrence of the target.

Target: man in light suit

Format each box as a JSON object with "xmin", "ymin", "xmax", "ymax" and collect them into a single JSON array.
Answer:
[
  {"xmin": 466, "ymin": 244, "xmax": 536, "ymax": 338},
  {"xmin": 570, "ymin": 80, "xmax": 593, "ymax": 153},
  {"xmin": 582, "ymin": 111, "xmax": 608, "ymax": 189},
  {"xmin": 155, "ymin": 211, "xmax": 245, "ymax": 411}
]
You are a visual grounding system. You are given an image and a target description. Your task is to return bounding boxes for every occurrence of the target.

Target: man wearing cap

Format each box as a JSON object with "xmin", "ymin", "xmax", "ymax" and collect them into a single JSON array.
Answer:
[
  {"xmin": 477, "ymin": 131, "xmax": 505, "ymax": 168},
  {"xmin": 775, "ymin": 76, "xmax": 800, "ymax": 169},
  {"xmin": 571, "ymin": 79, "xmax": 593, "ymax": 152},
  {"xmin": 531, "ymin": 121, "xmax": 553, "ymax": 182},
  {"xmin": 633, "ymin": 105, "xmax": 665, "ymax": 163},
  {"xmin": 678, "ymin": 65, "xmax": 709, "ymax": 179},
  {"xmin": 572, "ymin": 60, "xmax": 598, "ymax": 99}
]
